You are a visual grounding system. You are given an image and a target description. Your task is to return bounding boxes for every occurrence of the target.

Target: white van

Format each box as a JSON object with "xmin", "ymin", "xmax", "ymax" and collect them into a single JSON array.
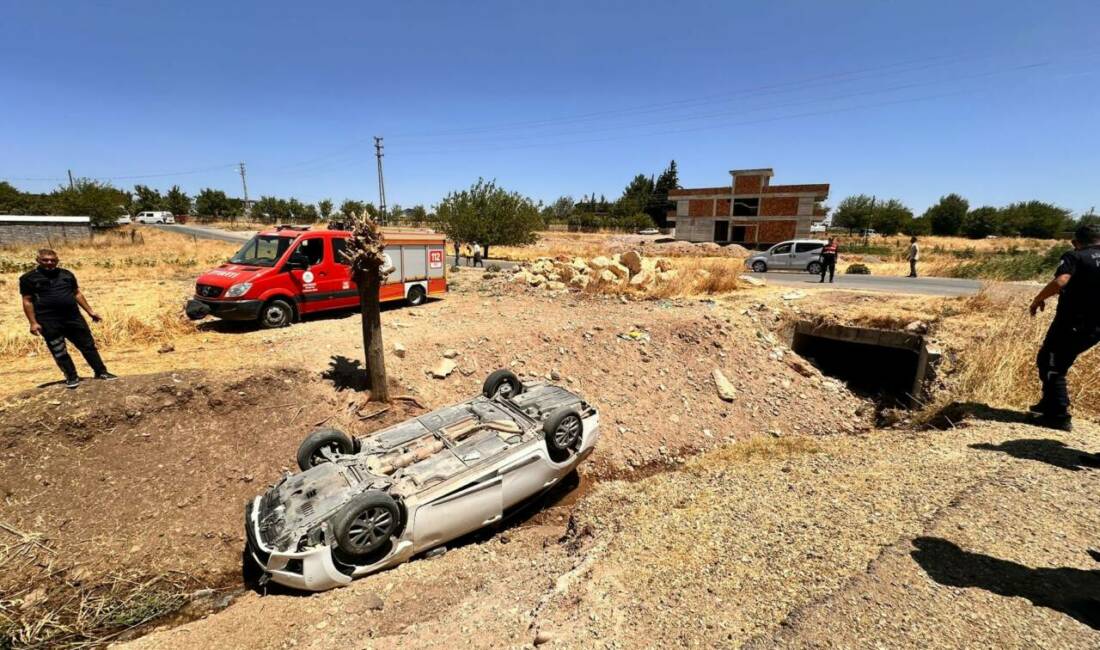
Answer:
[
  {"xmin": 136, "ymin": 211, "xmax": 175, "ymax": 224},
  {"xmin": 744, "ymin": 239, "xmax": 828, "ymax": 274}
]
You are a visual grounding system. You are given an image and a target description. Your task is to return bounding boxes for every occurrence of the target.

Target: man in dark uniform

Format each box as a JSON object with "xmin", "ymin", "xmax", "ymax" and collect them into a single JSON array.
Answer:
[
  {"xmin": 19, "ymin": 248, "xmax": 117, "ymax": 389},
  {"xmin": 819, "ymin": 236, "xmax": 838, "ymax": 283},
  {"xmin": 1028, "ymin": 224, "xmax": 1100, "ymax": 431}
]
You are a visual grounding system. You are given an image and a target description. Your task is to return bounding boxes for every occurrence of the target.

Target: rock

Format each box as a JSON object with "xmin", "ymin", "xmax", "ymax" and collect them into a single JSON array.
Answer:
[
  {"xmin": 362, "ymin": 593, "xmax": 385, "ymax": 611},
  {"xmin": 157, "ymin": 343, "xmax": 175, "ymax": 354},
  {"xmin": 629, "ymin": 270, "xmax": 655, "ymax": 287},
  {"xmin": 607, "ymin": 262, "xmax": 630, "ymax": 279},
  {"xmin": 589, "ymin": 256, "xmax": 613, "ymax": 270},
  {"xmin": 571, "ymin": 257, "xmax": 589, "ymax": 272},
  {"xmin": 544, "ymin": 281, "xmax": 566, "ymax": 291},
  {"xmin": 534, "ymin": 630, "xmax": 555, "ymax": 646},
  {"xmin": 656, "ymin": 269, "xmax": 679, "ymax": 283},
  {"xmin": 787, "ymin": 357, "xmax": 816, "ymax": 377},
  {"xmin": 431, "ymin": 359, "xmax": 456, "ymax": 378},
  {"xmin": 550, "ymin": 369, "xmax": 561, "ymax": 380},
  {"xmin": 620, "ymin": 250, "xmax": 643, "ymax": 275},
  {"xmin": 442, "ymin": 349, "xmax": 459, "ymax": 359},
  {"xmin": 526, "ymin": 273, "xmax": 546, "ymax": 287},
  {"xmin": 511, "ymin": 272, "xmax": 529, "ymax": 285},
  {"xmin": 392, "ymin": 342, "xmax": 407, "ymax": 358},
  {"xmin": 569, "ymin": 274, "xmax": 591, "ymax": 289},
  {"xmin": 555, "ymin": 264, "xmax": 575, "ymax": 282},
  {"xmin": 655, "ymin": 258, "xmax": 673, "ymax": 272},
  {"xmin": 739, "ymin": 274, "xmax": 766, "ymax": 287},
  {"xmin": 781, "ymin": 291, "xmax": 806, "ymax": 301},
  {"xmin": 905, "ymin": 320, "xmax": 929, "ymax": 334},
  {"xmin": 597, "ymin": 269, "xmax": 618, "ymax": 283},
  {"xmin": 712, "ymin": 368, "xmax": 737, "ymax": 402}
]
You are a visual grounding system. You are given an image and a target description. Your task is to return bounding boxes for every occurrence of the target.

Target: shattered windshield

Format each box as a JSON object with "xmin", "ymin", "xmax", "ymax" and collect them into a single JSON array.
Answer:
[{"xmin": 230, "ymin": 235, "xmax": 293, "ymax": 267}]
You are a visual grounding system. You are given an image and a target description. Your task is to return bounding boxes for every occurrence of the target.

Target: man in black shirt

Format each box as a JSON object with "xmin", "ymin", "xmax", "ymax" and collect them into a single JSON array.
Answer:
[
  {"xmin": 19, "ymin": 249, "xmax": 117, "ymax": 389},
  {"xmin": 1028, "ymin": 224, "xmax": 1100, "ymax": 431}
]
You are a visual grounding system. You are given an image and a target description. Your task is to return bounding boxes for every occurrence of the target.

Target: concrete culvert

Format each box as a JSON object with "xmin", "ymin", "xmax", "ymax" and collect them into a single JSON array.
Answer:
[{"xmin": 790, "ymin": 322, "xmax": 939, "ymax": 408}]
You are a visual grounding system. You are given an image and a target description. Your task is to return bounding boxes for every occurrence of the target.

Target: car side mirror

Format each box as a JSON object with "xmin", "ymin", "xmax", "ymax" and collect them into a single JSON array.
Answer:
[{"xmin": 286, "ymin": 253, "xmax": 310, "ymax": 270}]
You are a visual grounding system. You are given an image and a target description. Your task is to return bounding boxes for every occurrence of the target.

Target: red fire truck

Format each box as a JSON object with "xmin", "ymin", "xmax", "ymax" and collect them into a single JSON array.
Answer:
[{"xmin": 186, "ymin": 226, "xmax": 447, "ymax": 328}]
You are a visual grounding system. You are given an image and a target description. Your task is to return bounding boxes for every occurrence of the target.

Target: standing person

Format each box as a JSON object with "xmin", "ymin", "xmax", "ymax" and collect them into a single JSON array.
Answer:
[
  {"xmin": 19, "ymin": 249, "xmax": 117, "ymax": 389},
  {"xmin": 819, "ymin": 237, "xmax": 838, "ymax": 283},
  {"xmin": 472, "ymin": 241, "xmax": 484, "ymax": 267},
  {"xmin": 463, "ymin": 243, "xmax": 473, "ymax": 266},
  {"xmin": 453, "ymin": 240, "xmax": 462, "ymax": 267},
  {"xmin": 906, "ymin": 236, "xmax": 920, "ymax": 277},
  {"xmin": 1027, "ymin": 224, "xmax": 1100, "ymax": 432}
]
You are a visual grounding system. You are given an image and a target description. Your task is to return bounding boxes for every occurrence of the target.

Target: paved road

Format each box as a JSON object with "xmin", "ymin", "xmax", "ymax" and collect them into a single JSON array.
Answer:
[
  {"xmin": 151, "ymin": 223, "xmax": 253, "ymax": 243},
  {"xmin": 755, "ymin": 270, "xmax": 987, "ymax": 297},
  {"xmin": 150, "ymin": 224, "xmax": 1004, "ymax": 298}
]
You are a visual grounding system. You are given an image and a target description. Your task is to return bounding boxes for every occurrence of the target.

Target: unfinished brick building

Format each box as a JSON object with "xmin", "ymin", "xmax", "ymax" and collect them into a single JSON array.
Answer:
[{"xmin": 669, "ymin": 168, "xmax": 828, "ymax": 247}]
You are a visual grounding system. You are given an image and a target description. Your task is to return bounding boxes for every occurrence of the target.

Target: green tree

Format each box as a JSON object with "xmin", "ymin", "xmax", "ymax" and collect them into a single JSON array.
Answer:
[
  {"xmin": 647, "ymin": 160, "xmax": 679, "ymax": 226},
  {"xmin": 340, "ymin": 199, "xmax": 366, "ymax": 219},
  {"xmin": 903, "ymin": 217, "xmax": 931, "ymax": 236},
  {"xmin": 0, "ymin": 181, "xmax": 23, "ymax": 214},
  {"xmin": 616, "ymin": 174, "xmax": 655, "ymax": 217},
  {"xmin": 132, "ymin": 184, "xmax": 164, "ymax": 213},
  {"xmin": 922, "ymin": 194, "xmax": 969, "ymax": 236},
  {"xmin": 870, "ymin": 198, "xmax": 912, "ymax": 236},
  {"xmin": 52, "ymin": 179, "xmax": 129, "ymax": 226},
  {"xmin": 195, "ymin": 188, "xmax": 233, "ymax": 219},
  {"xmin": 318, "ymin": 198, "xmax": 334, "ymax": 221},
  {"xmin": 164, "ymin": 185, "xmax": 191, "ymax": 216},
  {"xmin": 1077, "ymin": 208, "xmax": 1100, "ymax": 230},
  {"xmin": 832, "ymin": 195, "xmax": 875, "ymax": 234},
  {"xmin": 999, "ymin": 201, "xmax": 1073, "ymax": 239},
  {"xmin": 436, "ymin": 178, "xmax": 541, "ymax": 258},
  {"xmin": 962, "ymin": 206, "xmax": 1000, "ymax": 239},
  {"xmin": 544, "ymin": 196, "xmax": 574, "ymax": 224}
]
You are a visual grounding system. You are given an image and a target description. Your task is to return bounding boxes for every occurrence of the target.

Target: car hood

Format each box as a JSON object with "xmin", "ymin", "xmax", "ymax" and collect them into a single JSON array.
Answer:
[{"xmin": 195, "ymin": 264, "xmax": 271, "ymax": 289}]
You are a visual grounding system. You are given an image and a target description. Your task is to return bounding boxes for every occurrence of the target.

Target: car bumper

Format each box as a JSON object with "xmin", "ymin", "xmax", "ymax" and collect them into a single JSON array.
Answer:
[
  {"xmin": 186, "ymin": 297, "xmax": 263, "ymax": 321},
  {"xmin": 244, "ymin": 498, "xmax": 352, "ymax": 592}
]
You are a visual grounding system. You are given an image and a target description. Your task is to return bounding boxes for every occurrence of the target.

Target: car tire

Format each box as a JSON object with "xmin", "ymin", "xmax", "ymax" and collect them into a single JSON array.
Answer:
[
  {"xmin": 807, "ymin": 261, "xmax": 822, "ymax": 275},
  {"xmin": 259, "ymin": 298, "xmax": 294, "ymax": 329},
  {"xmin": 332, "ymin": 491, "xmax": 401, "ymax": 558},
  {"xmin": 296, "ymin": 427, "xmax": 355, "ymax": 471},
  {"xmin": 544, "ymin": 407, "xmax": 583, "ymax": 462},
  {"xmin": 406, "ymin": 285, "xmax": 426, "ymax": 306},
  {"xmin": 483, "ymin": 369, "xmax": 524, "ymax": 399},
  {"xmin": 752, "ymin": 261, "xmax": 767, "ymax": 273}
]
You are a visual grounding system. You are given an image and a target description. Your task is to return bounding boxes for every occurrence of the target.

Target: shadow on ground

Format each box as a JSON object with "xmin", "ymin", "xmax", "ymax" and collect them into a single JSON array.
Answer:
[
  {"xmin": 929, "ymin": 402, "xmax": 1034, "ymax": 428},
  {"xmin": 911, "ymin": 537, "xmax": 1100, "ymax": 630},
  {"xmin": 971, "ymin": 438, "xmax": 1100, "ymax": 472},
  {"xmin": 323, "ymin": 355, "xmax": 370, "ymax": 391}
]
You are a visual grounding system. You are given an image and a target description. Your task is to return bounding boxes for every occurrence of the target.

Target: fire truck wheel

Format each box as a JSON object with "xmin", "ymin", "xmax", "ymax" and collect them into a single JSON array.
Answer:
[
  {"xmin": 259, "ymin": 299, "xmax": 293, "ymax": 328},
  {"xmin": 406, "ymin": 285, "xmax": 426, "ymax": 306}
]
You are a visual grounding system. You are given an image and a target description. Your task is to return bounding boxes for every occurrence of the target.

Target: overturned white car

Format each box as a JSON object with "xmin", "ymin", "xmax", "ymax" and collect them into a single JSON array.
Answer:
[{"xmin": 245, "ymin": 370, "xmax": 600, "ymax": 591}]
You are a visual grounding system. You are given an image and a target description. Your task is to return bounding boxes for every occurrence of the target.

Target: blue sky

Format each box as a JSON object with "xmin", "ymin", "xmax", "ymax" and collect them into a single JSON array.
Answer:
[{"xmin": 2, "ymin": 1, "xmax": 1098, "ymax": 215}]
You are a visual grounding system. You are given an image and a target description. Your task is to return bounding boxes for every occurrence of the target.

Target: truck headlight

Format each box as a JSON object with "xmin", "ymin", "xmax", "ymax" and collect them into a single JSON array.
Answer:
[{"xmin": 226, "ymin": 282, "xmax": 252, "ymax": 298}]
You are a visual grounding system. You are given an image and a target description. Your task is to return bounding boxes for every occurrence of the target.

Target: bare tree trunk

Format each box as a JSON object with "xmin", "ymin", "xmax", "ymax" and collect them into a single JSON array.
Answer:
[{"xmin": 357, "ymin": 268, "xmax": 390, "ymax": 402}]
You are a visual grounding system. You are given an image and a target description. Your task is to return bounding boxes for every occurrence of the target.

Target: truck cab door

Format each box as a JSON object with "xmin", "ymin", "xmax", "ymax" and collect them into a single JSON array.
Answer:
[{"xmin": 286, "ymin": 237, "xmax": 330, "ymax": 313}]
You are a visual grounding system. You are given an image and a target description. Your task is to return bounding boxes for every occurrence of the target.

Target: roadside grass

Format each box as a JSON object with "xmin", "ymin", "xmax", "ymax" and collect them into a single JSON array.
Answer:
[
  {"xmin": 920, "ymin": 290, "xmax": 1100, "ymax": 420},
  {"xmin": 0, "ymin": 229, "xmax": 236, "ymax": 363}
]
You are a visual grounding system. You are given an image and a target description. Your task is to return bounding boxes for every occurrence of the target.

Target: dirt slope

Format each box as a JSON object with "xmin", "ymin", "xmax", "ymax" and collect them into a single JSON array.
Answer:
[{"xmin": 128, "ymin": 415, "xmax": 1100, "ymax": 649}]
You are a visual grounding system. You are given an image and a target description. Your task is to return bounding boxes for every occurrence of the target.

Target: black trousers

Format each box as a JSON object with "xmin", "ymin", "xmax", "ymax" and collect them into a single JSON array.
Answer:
[
  {"xmin": 909, "ymin": 259, "xmax": 918, "ymax": 277},
  {"xmin": 820, "ymin": 255, "xmax": 836, "ymax": 282},
  {"xmin": 39, "ymin": 317, "xmax": 108, "ymax": 380},
  {"xmin": 1036, "ymin": 318, "xmax": 1100, "ymax": 417}
]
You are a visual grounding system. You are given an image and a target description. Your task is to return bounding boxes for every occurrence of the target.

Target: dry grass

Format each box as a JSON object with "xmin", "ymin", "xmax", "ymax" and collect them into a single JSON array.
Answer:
[
  {"xmin": 0, "ymin": 228, "xmax": 237, "ymax": 363},
  {"xmin": 921, "ymin": 289, "xmax": 1100, "ymax": 419}
]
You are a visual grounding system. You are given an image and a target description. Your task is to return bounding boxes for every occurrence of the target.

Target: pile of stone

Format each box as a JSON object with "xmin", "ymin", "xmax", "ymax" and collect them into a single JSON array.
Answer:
[{"xmin": 511, "ymin": 250, "xmax": 679, "ymax": 292}]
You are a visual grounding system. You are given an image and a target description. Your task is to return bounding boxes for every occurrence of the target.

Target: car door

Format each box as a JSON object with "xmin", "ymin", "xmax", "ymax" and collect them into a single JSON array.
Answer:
[
  {"xmin": 286, "ymin": 236, "xmax": 329, "ymax": 314},
  {"xmin": 768, "ymin": 242, "xmax": 793, "ymax": 269},
  {"xmin": 499, "ymin": 447, "xmax": 566, "ymax": 510},
  {"xmin": 412, "ymin": 477, "xmax": 503, "ymax": 548},
  {"xmin": 793, "ymin": 242, "xmax": 824, "ymax": 270}
]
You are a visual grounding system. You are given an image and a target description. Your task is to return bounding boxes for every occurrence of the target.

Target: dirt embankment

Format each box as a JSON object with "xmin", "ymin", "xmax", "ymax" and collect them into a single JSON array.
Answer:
[{"xmin": 0, "ymin": 287, "xmax": 874, "ymax": 647}]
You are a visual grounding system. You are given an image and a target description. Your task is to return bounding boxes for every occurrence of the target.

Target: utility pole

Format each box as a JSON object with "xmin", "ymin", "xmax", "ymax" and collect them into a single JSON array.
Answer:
[
  {"xmin": 374, "ymin": 136, "xmax": 387, "ymax": 226},
  {"xmin": 67, "ymin": 169, "xmax": 74, "ymax": 190},
  {"xmin": 238, "ymin": 162, "xmax": 250, "ymax": 219}
]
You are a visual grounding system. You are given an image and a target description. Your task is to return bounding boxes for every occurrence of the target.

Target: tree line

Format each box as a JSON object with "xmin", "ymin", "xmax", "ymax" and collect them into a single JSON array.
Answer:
[
  {"xmin": 535, "ymin": 160, "xmax": 680, "ymax": 233},
  {"xmin": 831, "ymin": 193, "xmax": 1091, "ymax": 239}
]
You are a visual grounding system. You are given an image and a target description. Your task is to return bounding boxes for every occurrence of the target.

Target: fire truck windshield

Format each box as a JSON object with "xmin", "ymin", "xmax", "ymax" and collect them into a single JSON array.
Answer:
[{"xmin": 230, "ymin": 235, "xmax": 294, "ymax": 267}]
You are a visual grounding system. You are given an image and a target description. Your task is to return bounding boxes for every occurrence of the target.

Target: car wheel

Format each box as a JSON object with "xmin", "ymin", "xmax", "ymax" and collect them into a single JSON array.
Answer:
[
  {"xmin": 259, "ymin": 299, "xmax": 293, "ymax": 328},
  {"xmin": 406, "ymin": 285, "xmax": 426, "ymax": 306},
  {"xmin": 296, "ymin": 427, "xmax": 355, "ymax": 471},
  {"xmin": 752, "ymin": 261, "xmax": 767, "ymax": 273},
  {"xmin": 482, "ymin": 369, "xmax": 524, "ymax": 399},
  {"xmin": 333, "ymin": 491, "xmax": 401, "ymax": 558},
  {"xmin": 807, "ymin": 261, "xmax": 822, "ymax": 275},
  {"xmin": 544, "ymin": 407, "xmax": 583, "ymax": 462}
]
